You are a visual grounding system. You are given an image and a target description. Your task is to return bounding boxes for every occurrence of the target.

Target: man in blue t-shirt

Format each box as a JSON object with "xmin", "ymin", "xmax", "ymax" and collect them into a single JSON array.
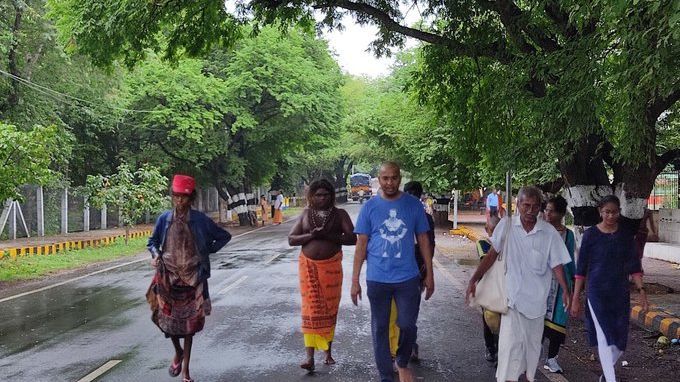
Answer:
[
  {"xmin": 487, "ymin": 187, "xmax": 499, "ymax": 218},
  {"xmin": 351, "ymin": 162, "xmax": 435, "ymax": 382}
]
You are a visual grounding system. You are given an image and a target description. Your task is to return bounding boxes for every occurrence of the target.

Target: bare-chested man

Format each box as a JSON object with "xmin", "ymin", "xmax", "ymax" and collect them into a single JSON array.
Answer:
[{"xmin": 288, "ymin": 179, "xmax": 357, "ymax": 372}]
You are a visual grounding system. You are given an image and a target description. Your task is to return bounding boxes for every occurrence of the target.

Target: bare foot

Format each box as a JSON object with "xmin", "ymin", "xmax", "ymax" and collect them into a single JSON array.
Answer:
[
  {"xmin": 323, "ymin": 354, "xmax": 336, "ymax": 365},
  {"xmin": 300, "ymin": 358, "xmax": 315, "ymax": 372},
  {"xmin": 397, "ymin": 365, "xmax": 415, "ymax": 382}
]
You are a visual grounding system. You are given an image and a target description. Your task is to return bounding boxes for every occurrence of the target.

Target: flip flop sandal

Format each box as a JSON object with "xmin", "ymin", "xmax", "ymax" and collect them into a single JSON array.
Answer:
[
  {"xmin": 168, "ymin": 352, "xmax": 184, "ymax": 377},
  {"xmin": 183, "ymin": 378, "xmax": 194, "ymax": 382}
]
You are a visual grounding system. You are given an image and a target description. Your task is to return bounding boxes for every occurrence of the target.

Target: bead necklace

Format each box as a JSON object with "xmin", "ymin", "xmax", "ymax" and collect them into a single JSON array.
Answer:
[{"xmin": 311, "ymin": 207, "xmax": 334, "ymax": 230}]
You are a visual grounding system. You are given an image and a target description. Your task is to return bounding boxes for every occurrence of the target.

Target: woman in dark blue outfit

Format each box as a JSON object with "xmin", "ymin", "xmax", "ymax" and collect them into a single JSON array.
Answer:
[{"xmin": 570, "ymin": 195, "xmax": 648, "ymax": 382}]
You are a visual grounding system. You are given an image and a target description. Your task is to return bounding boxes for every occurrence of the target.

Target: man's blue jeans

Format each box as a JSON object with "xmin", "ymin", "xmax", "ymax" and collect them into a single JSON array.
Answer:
[{"xmin": 367, "ymin": 276, "xmax": 421, "ymax": 382}]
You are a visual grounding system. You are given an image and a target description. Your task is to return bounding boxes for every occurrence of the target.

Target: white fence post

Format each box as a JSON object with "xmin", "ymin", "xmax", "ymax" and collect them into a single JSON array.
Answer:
[
  {"xmin": 61, "ymin": 188, "xmax": 68, "ymax": 234},
  {"xmin": 197, "ymin": 188, "xmax": 204, "ymax": 211},
  {"xmin": 452, "ymin": 189, "xmax": 459, "ymax": 230},
  {"xmin": 37, "ymin": 186, "xmax": 45, "ymax": 236},
  {"xmin": 9, "ymin": 200, "xmax": 17, "ymax": 240},
  {"xmin": 212, "ymin": 188, "xmax": 219, "ymax": 212},
  {"xmin": 101, "ymin": 204, "xmax": 107, "ymax": 229},
  {"xmin": 83, "ymin": 196, "xmax": 90, "ymax": 232}
]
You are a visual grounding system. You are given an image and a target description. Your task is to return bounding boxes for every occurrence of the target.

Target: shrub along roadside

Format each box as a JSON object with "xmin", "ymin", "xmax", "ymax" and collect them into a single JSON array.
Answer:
[{"xmin": 0, "ymin": 237, "xmax": 148, "ymax": 282}]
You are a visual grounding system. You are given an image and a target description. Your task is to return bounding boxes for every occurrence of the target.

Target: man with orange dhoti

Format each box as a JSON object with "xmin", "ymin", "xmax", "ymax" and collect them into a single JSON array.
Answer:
[{"xmin": 289, "ymin": 179, "xmax": 357, "ymax": 371}]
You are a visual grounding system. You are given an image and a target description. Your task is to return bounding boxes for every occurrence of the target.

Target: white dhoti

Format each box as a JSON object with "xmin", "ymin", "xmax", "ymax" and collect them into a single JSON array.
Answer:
[{"xmin": 496, "ymin": 307, "xmax": 544, "ymax": 382}]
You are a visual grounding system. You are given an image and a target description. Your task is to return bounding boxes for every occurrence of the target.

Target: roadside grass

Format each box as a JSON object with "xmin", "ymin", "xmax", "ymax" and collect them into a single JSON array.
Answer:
[
  {"xmin": 283, "ymin": 206, "xmax": 303, "ymax": 218},
  {"xmin": 0, "ymin": 236, "xmax": 148, "ymax": 282}
]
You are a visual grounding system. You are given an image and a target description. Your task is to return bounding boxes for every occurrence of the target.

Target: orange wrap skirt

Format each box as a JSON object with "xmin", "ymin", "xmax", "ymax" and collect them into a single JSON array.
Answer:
[
  {"xmin": 299, "ymin": 251, "xmax": 343, "ymax": 350},
  {"xmin": 273, "ymin": 209, "xmax": 283, "ymax": 224}
]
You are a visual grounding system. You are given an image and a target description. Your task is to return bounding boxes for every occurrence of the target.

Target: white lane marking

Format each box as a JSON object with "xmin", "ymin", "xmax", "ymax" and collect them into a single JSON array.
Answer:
[
  {"xmin": 0, "ymin": 218, "xmax": 299, "ymax": 304},
  {"xmin": 264, "ymin": 252, "xmax": 284, "ymax": 265},
  {"xmin": 218, "ymin": 275, "xmax": 248, "ymax": 295},
  {"xmin": 0, "ymin": 260, "xmax": 145, "ymax": 303},
  {"xmin": 432, "ymin": 257, "xmax": 466, "ymax": 292},
  {"xmin": 76, "ymin": 359, "xmax": 122, "ymax": 382}
]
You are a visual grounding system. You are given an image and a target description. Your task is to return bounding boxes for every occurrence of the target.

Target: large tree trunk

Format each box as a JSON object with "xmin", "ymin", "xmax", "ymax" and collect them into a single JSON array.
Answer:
[
  {"xmin": 212, "ymin": 180, "xmax": 250, "ymax": 226},
  {"xmin": 559, "ymin": 134, "xmax": 612, "ymax": 230},
  {"xmin": 333, "ymin": 157, "xmax": 351, "ymax": 203},
  {"xmin": 613, "ymin": 162, "xmax": 657, "ymax": 221},
  {"xmin": 559, "ymin": 133, "xmax": 666, "ymax": 246}
]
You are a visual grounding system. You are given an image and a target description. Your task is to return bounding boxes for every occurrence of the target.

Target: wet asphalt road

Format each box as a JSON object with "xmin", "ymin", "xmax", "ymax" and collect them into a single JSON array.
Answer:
[{"xmin": 0, "ymin": 204, "xmax": 503, "ymax": 382}]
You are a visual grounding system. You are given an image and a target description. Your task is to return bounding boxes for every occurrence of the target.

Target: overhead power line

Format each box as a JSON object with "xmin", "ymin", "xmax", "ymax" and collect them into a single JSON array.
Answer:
[{"xmin": 0, "ymin": 68, "xmax": 163, "ymax": 114}]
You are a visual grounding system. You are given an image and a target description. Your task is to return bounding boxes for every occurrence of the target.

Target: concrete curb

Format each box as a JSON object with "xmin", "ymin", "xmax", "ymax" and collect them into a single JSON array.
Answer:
[
  {"xmin": 0, "ymin": 229, "xmax": 152, "ymax": 260},
  {"xmin": 631, "ymin": 304, "xmax": 680, "ymax": 340}
]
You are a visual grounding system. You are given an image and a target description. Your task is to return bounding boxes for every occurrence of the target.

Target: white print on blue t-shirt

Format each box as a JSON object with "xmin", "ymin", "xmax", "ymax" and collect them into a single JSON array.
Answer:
[
  {"xmin": 378, "ymin": 209, "xmax": 408, "ymax": 258},
  {"xmin": 354, "ymin": 193, "xmax": 430, "ymax": 283}
]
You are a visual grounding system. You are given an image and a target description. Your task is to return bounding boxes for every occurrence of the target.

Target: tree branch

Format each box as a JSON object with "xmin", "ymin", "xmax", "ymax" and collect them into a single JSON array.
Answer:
[
  {"xmin": 647, "ymin": 86, "xmax": 680, "ymax": 124},
  {"xmin": 479, "ymin": 0, "xmax": 560, "ymax": 53},
  {"xmin": 658, "ymin": 149, "xmax": 680, "ymax": 171},
  {"xmin": 308, "ymin": 0, "xmax": 513, "ymax": 63},
  {"xmin": 156, "ymin": 138, "xmax": 199, "ymax": 166},
  {"xmin": 543, "ymin": 1, "xmax": 576, "ymax": 38}
]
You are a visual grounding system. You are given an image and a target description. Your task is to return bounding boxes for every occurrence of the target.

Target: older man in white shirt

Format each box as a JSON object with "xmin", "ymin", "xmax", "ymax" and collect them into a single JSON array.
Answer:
[{"xmin": 466, "ymin": 186, "xmax": 571, "ymax": 382}]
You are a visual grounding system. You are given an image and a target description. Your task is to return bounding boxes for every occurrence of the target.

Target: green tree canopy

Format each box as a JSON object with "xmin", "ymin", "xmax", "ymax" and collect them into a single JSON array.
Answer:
[
  {"xmin": 48, "ymin": 0, "xmax": 679, "ymax": 223},
  {"xmin": 2, "ymin": 1, "xmax": 128, "ymax": 185},
  {"xmin": 0, "ymin": 123, "xmax": 72, "ymax": 202},
  {"xmin": 118, "ymin": 26, "xmax": 344, "ymax": 198}
]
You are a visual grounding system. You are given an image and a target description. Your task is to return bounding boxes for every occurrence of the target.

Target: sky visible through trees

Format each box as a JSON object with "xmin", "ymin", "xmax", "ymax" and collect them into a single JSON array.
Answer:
[{"xmin": 0, "ymin": 1, "xmax": 678, "ymax": 222}]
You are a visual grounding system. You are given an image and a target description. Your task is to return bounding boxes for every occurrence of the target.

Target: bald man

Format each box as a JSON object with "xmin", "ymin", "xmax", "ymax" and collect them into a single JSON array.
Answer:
[{"xmin": 351, "ymin": 162, "xmax": 434, "ymax": 382}]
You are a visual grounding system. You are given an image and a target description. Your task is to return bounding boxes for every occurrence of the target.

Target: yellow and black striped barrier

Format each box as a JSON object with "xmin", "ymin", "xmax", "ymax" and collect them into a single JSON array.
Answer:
[
  {"xmin": 631, "ymin": 305, "xmax": 680, "ymax": 340},
  {"xmin": 0, "ymin": 230, "xmax": 152, "ymax": 261},
  {"xmin": 450, "ymin": 225, "xmax": 481, "ymax": 242}
]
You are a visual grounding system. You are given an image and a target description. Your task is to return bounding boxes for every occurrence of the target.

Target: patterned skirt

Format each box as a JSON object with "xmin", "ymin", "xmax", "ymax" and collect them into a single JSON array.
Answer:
[{"xmin": 146, "ymin": 261, "xmax": 210, "ymax": 337}]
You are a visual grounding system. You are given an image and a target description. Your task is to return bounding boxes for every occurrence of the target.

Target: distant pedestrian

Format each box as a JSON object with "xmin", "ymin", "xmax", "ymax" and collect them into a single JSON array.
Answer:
[
  {"xmin": 570, "ymin": 195, "xmax": 649, "ymax": 382},
  {"xmin": 146, "ymin": 174, "xmax": 232, "ymax": 382},
  {"xmin": 273, "ymin": 190, "xmax": 284, "ymax": 225},
  {"xmin": 288, "ymin": 179, "xmax": 356, "ymax": 371},
  {"xmin": 260, "ymin": 195, "xmax": 270, "ymax": 226},
  {"xmin": 476, "ymin": 215, "xmax": 501, "ymax": 364},
  {"xmin": 387, "ymin": 181, "xmax": 435, "ymax": 361},
  {"xmin": 351, "ymin": 162, "xmax": 435, "ymax": 382},
  {"xmin": 634, "ymin": 207, "xmax": 657, "ymax": 262},
  {"xmin": 487, "ymin": 188, "xmax": 499, "ymax": 218},
  {"xmin": 466, "ymin": 186, "xmax": 572, "ymax": 382},
  {"xmin": 422, "ymin": 194, "xmax": 434, "ymax": 216},
  {"xmin": 541, "ymin": 195, "xmax": 575, "ymax": 374}
]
